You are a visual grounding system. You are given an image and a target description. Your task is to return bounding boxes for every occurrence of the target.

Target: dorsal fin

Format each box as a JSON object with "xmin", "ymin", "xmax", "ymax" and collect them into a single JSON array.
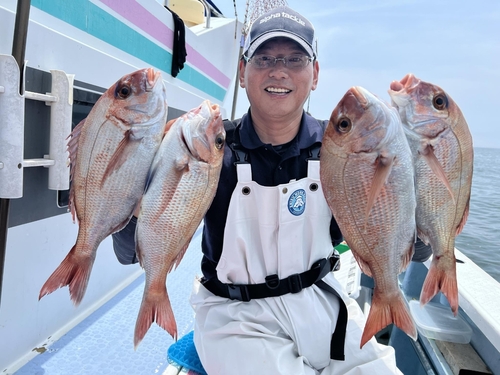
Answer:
[
  {"xmin": 456, "ymin": 198, "xmax": 470, "ymax": 235},
  {"xmin": 67, "ymin": 119, "xmax": 86, "ymax": 223}
]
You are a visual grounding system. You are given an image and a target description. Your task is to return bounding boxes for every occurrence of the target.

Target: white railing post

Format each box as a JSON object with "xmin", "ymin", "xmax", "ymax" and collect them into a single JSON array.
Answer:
[
  {"xmin": 0, "ymin": 55, "xmax": 25, "ymax": 199},
  {"xmin": 47, "ymin": 70, "xmax": 74, "ymax": 191},
  {"xmin": 0, "ymin": 54, "xmax": 74, "ymax": 198}
]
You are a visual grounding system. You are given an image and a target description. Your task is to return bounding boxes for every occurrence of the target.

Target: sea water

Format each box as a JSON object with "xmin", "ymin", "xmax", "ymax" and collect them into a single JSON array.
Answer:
[{"xmin": 455, "ymin": 147, "xmax": 500, "ymax": 282}]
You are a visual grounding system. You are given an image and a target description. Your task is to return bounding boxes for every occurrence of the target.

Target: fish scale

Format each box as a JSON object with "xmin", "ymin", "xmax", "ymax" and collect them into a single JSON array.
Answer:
[
  {"xmin": 39, "ymin": 68, "xmax": 168, "ymax": 306},
  {"xmin": 320, "ymin": 86, "xmax": 417, "ymax": 348},
  {"xmin": 133, "ymin": 100, "xmax": 225, "ymax": 348},
  {"xmin": 389, "ymin": 73, "xmax": 473, "ymax": 315}
]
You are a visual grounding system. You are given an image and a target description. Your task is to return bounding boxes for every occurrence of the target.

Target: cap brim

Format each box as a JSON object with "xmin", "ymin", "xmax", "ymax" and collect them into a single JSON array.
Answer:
[{"xmin": 245, "ymin": 31, "xmax": 315, "ymax": 58}]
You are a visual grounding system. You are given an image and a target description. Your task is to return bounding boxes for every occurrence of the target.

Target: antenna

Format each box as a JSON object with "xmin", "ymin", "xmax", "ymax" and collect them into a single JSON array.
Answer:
[{"xmin": 244, "ymin": 0, "xmax": 288, "ymax": 35}]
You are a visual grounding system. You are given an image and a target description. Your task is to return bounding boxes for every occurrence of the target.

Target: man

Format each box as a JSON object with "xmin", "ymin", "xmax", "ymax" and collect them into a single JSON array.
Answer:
[
  {"xmin": 189, "ymin": 6, "xmax": 402, "ymax": 374},
  {"xmin": 113, "ymin": 6, "xmax": 420, "ymax": 374}
]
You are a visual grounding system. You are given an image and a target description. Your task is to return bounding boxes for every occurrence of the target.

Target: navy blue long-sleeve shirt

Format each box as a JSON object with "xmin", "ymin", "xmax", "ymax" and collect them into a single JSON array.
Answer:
[
  {"xmin": 112, "ymin": 110, "xmax": 343, "ymax": 280},
  {"xmin": 200, "ymin": 110, "xmax": 343, "ymax": 280},
  {"xmin": 112, "ymin": 109, "xmax": 432, "ymax": 279}
]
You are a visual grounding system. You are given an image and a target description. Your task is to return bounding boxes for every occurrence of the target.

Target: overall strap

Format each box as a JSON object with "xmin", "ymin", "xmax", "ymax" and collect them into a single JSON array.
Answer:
[
  {"xmin": 315, "ymin": 280, "xmax": 347, "ymax": 361},
  {"xmin": 224, "ymin": 119, "xmax": 252, "ymax": 182},
  {"xmin": 201, "ymin": 255, "xmax": 346, "ymax": 361},
  {"xmin": 306, "ymin": 143, "xmax": 321, "ymax": 179},
  {"xmin": 305, "ymin": 117, "xmax": 326, "ymax": 179},
  {"xmin": 202, "ymin": 256, "xmax": 339, "ymax": 301},
  {"xmin": 308, "ymin": 120, "xmax": 346, "ymax": 360}
]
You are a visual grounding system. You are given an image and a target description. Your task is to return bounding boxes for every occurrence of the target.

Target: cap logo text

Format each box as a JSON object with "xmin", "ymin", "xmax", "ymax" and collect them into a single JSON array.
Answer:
[{"xmin": 259, "ymin": 12, "xmax": 306, "ymax": 27}]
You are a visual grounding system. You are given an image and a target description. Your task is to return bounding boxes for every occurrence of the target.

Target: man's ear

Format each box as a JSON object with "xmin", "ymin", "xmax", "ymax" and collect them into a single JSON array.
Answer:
[
  {"xmin": 239, "ymin": 59, "xmax": 246, "ymax": 88},
  {"xmin": 311, "ymin": 60, "xmax": 319, "ymax": 91}
]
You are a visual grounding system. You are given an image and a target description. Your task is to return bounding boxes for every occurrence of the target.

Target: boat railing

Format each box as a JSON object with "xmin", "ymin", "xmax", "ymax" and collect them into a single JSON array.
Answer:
[
  {"xmin": 0, "ymin": 55, "xmax": 74, "ymax": 199},
  {"xmin": 199, "ymin": 0, "xmax": 211, "ymax": 29}
]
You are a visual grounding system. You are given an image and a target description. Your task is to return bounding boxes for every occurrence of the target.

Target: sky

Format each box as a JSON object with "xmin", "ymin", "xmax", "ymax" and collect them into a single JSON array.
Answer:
[{"xmin": 215, "ymin": 0, "xmax": 500, "ymax": 149}]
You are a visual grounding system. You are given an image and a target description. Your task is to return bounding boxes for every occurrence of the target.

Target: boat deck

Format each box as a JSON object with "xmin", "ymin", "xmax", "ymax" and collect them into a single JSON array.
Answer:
[
  {"xmin": 11, "ymin": 223, "xmax": 499, "ymax": 375},
  {"xmin": 13, "ymin": 227, "xmax": 362, "ymax": 375},
  {"xmin": 14, "ymin": 228, "xmax": 204, "ymax": 375}
]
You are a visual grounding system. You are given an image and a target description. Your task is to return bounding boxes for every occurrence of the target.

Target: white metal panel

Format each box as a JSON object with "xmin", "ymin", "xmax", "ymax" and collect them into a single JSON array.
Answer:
[
  {"xmin": 0, "ymin": 55, "xmax": 24, "ymax": 198},
  {"xmin": 0, "ymin": 214, "xmax": 143, "ymax": 373}
]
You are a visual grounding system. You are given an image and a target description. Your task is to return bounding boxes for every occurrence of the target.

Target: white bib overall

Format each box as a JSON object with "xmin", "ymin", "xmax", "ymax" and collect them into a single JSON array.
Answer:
[{"xmin": 191, "ymin": 155, "xmax": 402, "ymax": 375}]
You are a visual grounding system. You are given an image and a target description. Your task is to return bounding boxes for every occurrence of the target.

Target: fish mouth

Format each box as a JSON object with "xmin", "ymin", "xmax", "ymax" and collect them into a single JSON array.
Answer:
[
  {"xmin": 388, "ymin": 74, "xmax": 445, "ymax": 131},
  {"xmin": 388, "ymin": 73, "xmax": 420, "ymax": 107},
  {"xmin": 145, "ymin": 68, "xmax": 161, "ymax": 92},
  {"xmin": 336, "ymin": 87, "xmax": 370, "ymax": 120},
  {"xmin": 180, "ymin": 128, "xmax": 195, "ymax": 156},
  {"xmin": 350, "ymin": 86, "xmax": 371, "ymax": 108},
  {"xmin": 349, "ymin": 86, "xmax": 386, "ymax": 114},
  {"xmin": 390, "ymin": 73, "xmax": 420, "ymax": 92},
  {"xmin": 343, "ymin": 86, "xmax": 400, "ymax": 148},
  {"xmin": 180, "ymin": 102, "xmax": 214, "ymax": 159},
  {"xmin": 400, "ymin": 73, "xmax": 420, "ymax": 90}
]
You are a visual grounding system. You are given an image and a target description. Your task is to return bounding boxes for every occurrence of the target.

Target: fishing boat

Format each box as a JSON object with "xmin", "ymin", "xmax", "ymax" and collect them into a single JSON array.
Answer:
[
  {"xmin": 0, "ymin": 1, "xmax": 499, "ymax": 374},
  {"xmin": 0, "ymin": 0, "xmax": 241, "ymax": 372}
]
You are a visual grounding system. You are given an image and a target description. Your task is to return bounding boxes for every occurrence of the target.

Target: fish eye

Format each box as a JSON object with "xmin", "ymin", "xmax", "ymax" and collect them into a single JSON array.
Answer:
[
  {"xmin": 432, "ymin": 94, "xmax": 448, "ymax": 110},
  {"xmin": 337, "ymin": 117, "xmax": 352, "ymax": 133},
  {"xmin": 116, "ymin": 85, "xmax": 131, "ymax": 99},
  {"xmin": 215, "ymin": 133, "xmax": 225, "ymax": 149}
]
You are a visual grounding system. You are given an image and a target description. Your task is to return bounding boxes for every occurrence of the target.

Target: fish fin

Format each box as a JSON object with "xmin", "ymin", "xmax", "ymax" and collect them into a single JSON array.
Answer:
[
  {"xmin": 110, "ymin": 215, "xmax": 134, "ymax": 235},
  {"xmin": 365, "ymin": 154, "xmax": 394, "ymax": 223},
  {"xmin": 143, "ymin": 163, "xmax": 156, "ymax": 195},
  {"xmin": 164, "ymin": 118, "xmax": 177, "ymax": 134},
  {"xmin": 456, "ymin": 199, "xmax": 470, "ymax": 236},
  {"xmin": 399, "ymin": 242, "xmax": 415, "ymax": 274},
  {"xmin": 420, "ymin": 255, "xmax": 458, "ymax": 315},
  {"xmin": 39, "ymin": 244, "xmax": 95, "ymax": 306},
  {"xmin": 175, "ymin": 153, "xmax": 190, "ymax": 171},
  {"xmin": 417, "ymin": 230, "xmax": 430, "ymax": 247},
  {"xmin": 169, "ymin": 242, "xmax": 191, "ymax": 274},
  {"xmin": 351, "ymin": 250, "xmax": 373, "ymax": 278},
  {"xmin": 361, "ymin": 289, "xmax": 417, "ymax": 348},
  {"xmin": 135, "ymin": 236, "xmax": 145, "ymax": 268},
  {"xmin": 100, "ymin": 130, "xmax": 139, "ymax": 188},
  {"xmin": 67, "ymin": 119, "xmax": 86, "ymax": 223},
  {"xmin": 134, "ymin": 286, "xmax": 177, "ymax": 349},
  {"xmin": 420, "ymin": 144, "xmax": 455, "ymax": 204}
]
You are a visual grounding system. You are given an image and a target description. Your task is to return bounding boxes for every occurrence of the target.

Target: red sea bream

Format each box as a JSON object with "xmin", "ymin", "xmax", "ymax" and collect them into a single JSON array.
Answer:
[
  {"xmin": 39, "ymin": 68, "xmax": 168, "ymax": 305},
  {"xmin": 320, "ymin": 86, "xmax": 417, "ymax": 348}
]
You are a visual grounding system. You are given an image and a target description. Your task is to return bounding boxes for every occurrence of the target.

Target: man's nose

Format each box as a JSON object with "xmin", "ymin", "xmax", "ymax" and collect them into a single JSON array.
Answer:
[
  {"xmin": 274, "ymin": 57, "xmax": 287, "ymax": 67},
  {"xmin": 269, "ymin": 59, "xmax": 289, "ymax": 77}
]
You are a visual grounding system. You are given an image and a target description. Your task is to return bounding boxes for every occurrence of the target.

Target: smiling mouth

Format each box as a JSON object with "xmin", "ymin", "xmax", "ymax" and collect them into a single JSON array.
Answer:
[{"xmin": 265, "ymin": 87, "xmax": 291, "ymax": 94}]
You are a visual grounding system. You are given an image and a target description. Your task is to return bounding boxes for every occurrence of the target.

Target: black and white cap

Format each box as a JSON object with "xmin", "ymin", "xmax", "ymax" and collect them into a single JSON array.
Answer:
[{"xmin": 243, "ymin": 6, "xmax": 317, "ymax": 58}]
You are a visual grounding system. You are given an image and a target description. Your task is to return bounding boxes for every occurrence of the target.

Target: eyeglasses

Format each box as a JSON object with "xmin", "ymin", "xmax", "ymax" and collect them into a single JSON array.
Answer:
[{"xmin": 243, "ymin": 54, "xmax": 314, "ymax": 69}]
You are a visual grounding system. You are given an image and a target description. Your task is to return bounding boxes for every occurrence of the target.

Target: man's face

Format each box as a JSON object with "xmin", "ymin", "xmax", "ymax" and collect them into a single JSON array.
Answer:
[{"xmin": 239, "ymin": 38, "xmax": 319, "ymax": 122}]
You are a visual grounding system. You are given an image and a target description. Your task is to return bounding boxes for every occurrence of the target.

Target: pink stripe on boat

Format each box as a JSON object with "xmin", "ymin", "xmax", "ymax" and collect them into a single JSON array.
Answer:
[{"xmin": 99, "ymin": 0, "xmax": 231, "ymax": 88}]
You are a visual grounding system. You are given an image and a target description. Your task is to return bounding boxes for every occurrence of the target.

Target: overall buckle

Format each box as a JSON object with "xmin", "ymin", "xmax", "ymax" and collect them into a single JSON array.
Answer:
[
  {"xmin": 227, "ymin": 284, "xmax": 250, "ymax": 302},
  {"xmin": 330, "ymin": 250, "xmax": 341, "ymax": 272},
  {"xmin": 265, "ymin": 274, "xmax": 280, "ymax": 289},
  {"xmin": 287, "ymin": 273, "xmax": 303, "ymax": 294}
]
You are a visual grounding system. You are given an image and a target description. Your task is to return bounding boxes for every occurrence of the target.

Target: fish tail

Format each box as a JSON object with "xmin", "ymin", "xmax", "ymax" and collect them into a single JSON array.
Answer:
[
  {"xmin": 133, "ymin": 286, "xmax": 177, "ymax": 349},
  {"xmin": 39, "ymin": 245, "xmax": 95, "ymax": 306},
  {"xmin": 361, "ymin": 289, "xmax": 417, "ymax": 348},
  {"xmin": 420, "ymin": 256, "xmax": 458, "ymax": 315}
]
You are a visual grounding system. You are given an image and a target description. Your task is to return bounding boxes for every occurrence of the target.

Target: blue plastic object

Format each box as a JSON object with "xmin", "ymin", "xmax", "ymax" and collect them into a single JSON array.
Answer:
[{"xmin": 167, "ymin": 331, "xmax": 207, "ymax": 375}]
